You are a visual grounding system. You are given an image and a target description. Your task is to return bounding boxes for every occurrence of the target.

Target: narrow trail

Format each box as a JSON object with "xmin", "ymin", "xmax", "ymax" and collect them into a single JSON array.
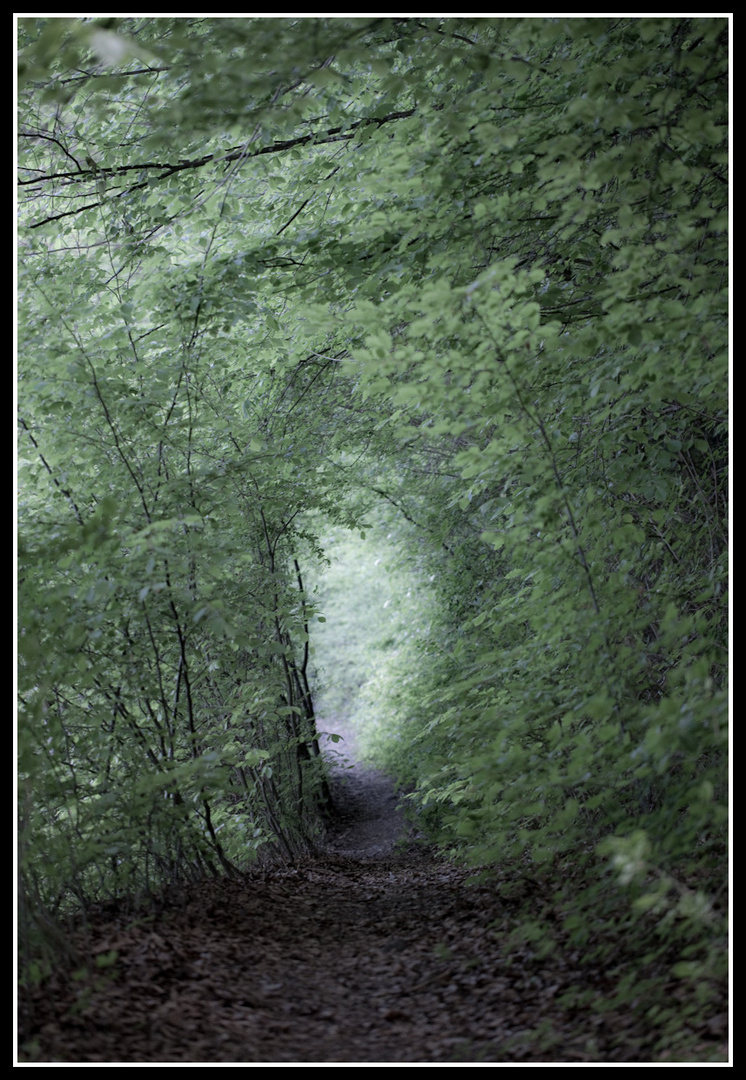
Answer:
[
  {"xmin": 18, "ymin": 723, "xmax": 725, "ymax": 1063},
  {"xmin": 322, "ymin": 713, "xmax": 411, "ymax": 859}
]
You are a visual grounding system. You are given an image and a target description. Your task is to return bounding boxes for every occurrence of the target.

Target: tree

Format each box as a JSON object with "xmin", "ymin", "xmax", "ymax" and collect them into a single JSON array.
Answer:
[
  {"xmin": 18, "ymin": 16, "xmax": 727, "ymax": 1019},
  {"xmin": 18, "ymin": 16, "xmax": 386, "ymax": 931}
]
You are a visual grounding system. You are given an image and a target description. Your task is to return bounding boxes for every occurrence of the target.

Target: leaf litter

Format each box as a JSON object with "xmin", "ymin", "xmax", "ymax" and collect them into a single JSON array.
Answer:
[{"xmin": 18, "ymin": 721, "xmax": 727, "ymax": 1063}]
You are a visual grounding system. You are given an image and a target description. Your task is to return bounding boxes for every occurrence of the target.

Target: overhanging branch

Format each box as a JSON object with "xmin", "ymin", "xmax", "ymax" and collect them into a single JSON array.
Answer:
[{"xmin": 23, "ymin": 108, "xmax": 417, "ymax": 230}]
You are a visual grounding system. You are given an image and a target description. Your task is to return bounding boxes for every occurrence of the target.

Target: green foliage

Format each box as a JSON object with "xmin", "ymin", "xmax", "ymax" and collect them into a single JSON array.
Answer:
[
  {"xmin": 309, "ymin": 519, "xmax": 435, "ymax": 763},
  {"xmin": 18, "ymin": 16, "xmax": 727, "ymax": 1037}
]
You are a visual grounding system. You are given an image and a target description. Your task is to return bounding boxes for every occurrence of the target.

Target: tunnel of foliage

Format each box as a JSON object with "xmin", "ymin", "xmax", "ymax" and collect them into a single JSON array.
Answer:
[{"xmin": 18, "ymin": 15, "xmax": 727, "ymax": 1002}]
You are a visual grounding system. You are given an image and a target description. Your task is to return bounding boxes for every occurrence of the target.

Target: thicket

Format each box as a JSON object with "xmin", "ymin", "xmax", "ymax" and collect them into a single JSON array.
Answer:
[{"xmin": 18, "ymin": 16, "xmax": 727, "ymax": 1038}]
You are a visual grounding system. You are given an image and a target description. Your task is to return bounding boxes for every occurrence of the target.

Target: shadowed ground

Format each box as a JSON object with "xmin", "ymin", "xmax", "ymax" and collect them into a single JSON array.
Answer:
[{"xmin": 18, "ymin": 718, "xmax": 728, "ymax": 1064}]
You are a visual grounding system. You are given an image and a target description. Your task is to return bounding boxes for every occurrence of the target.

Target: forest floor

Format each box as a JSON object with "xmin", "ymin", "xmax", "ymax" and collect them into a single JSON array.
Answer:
[{"xmin": 18, "ymin": 718, "xmax": 728, "ymax": 1064}]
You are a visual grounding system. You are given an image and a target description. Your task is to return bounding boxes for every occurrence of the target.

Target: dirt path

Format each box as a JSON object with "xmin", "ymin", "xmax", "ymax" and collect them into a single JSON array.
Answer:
[
  {"xmin": 321, "ymin": 713, "xmax": 412, "ymax": 858},
  {"xmin": 18, "ymin": 722, "xmax": 727, "ymax": 1063}
]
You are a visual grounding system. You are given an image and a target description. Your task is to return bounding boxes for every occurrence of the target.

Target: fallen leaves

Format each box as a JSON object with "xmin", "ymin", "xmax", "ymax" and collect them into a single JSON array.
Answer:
[
  {"xmin": 18, "ymin": 849, "xmax": 727, "ymax": 1063},
  {"xmin": 18, "ymin": 752, "xmax": 727, "ymax": 1063}
]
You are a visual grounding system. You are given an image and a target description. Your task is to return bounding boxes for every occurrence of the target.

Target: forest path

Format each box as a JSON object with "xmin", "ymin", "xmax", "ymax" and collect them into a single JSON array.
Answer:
[
  {"xmin": 19, "ymin": 730, "xmax": 724, "ymax": 1063},
  {"xmin": 321, "ymin": 712, "xmax": 412, "ymax": 859}
]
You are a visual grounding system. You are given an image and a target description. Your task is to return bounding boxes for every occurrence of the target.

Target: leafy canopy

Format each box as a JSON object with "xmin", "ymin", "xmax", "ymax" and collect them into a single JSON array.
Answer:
[{"xmin": 19, "ymin": 18, "xmax": 727, "ymax": 1037}]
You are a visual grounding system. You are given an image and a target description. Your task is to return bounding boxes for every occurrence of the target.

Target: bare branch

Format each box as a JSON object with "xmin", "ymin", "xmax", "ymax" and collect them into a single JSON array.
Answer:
[{"xmin": 23, "ymin": 108, "xmax": 417, "ymax": 229}]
